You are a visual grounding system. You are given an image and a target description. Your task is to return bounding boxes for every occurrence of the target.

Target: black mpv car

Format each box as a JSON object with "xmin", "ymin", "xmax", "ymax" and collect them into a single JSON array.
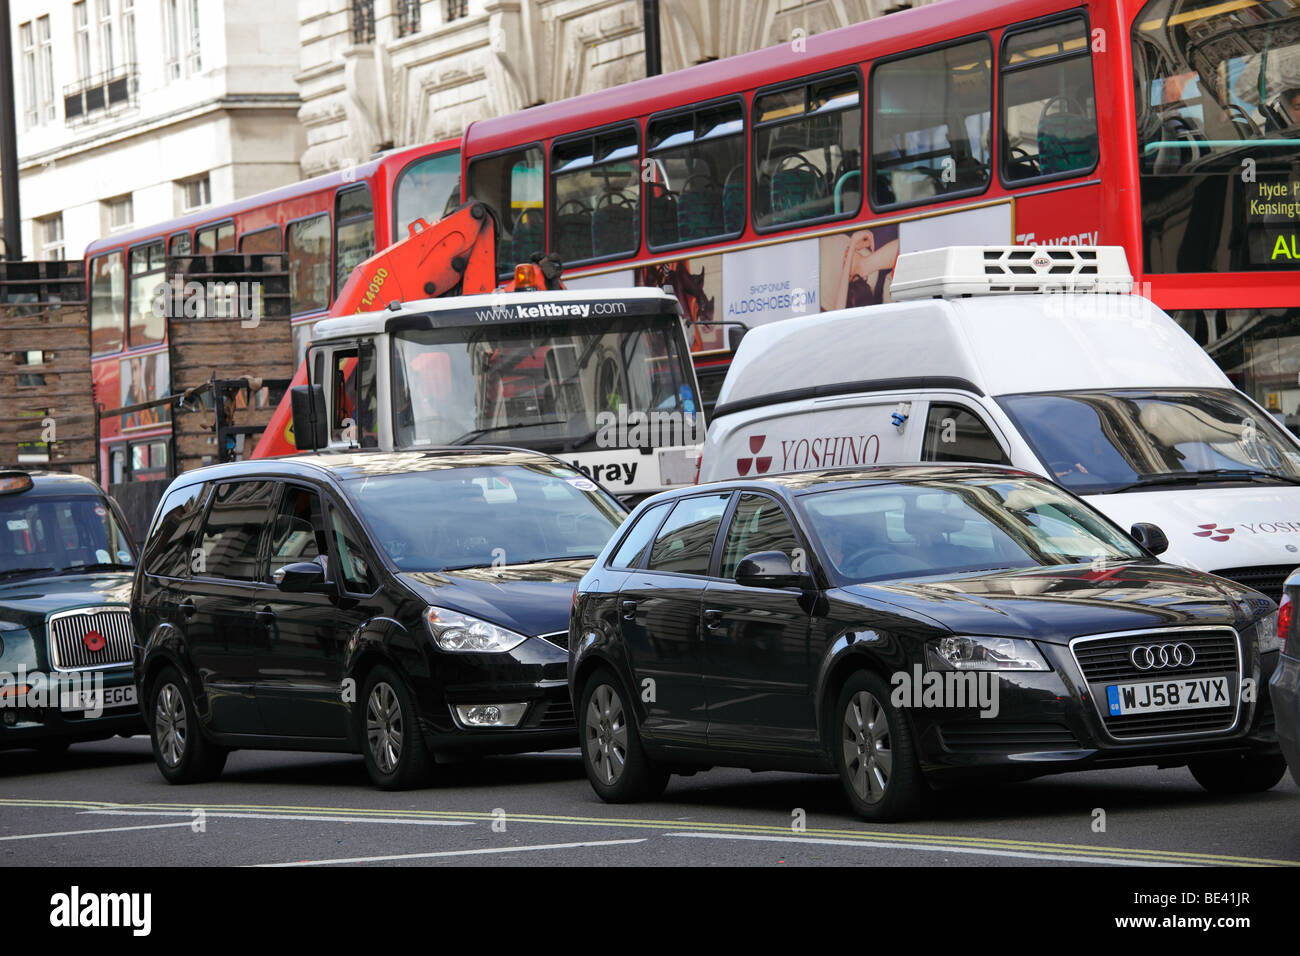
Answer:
[
  {"xmin": 569, "ymin": 465, "xmax": 1283, "ymax": 821},
  {"xmin": 132, "ymin": 449, "xmax": 626, "ymax": 789}
]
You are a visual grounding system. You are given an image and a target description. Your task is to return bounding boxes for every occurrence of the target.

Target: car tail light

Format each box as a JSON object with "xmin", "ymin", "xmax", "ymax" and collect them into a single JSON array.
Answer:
[{"xmin": 1279, "ymin": 593, "xmax": 1293, "ymax": 654}]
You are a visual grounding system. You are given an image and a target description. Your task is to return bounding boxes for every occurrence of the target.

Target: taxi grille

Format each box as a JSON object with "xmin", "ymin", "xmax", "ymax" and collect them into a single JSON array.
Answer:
[
  {"xmin": 48, "ymin": 608, "xmax": 134, "ymax": 671},
  {"xmin": 1071, "ymin": 628, "xmax": 1240, "ymax": 740}
]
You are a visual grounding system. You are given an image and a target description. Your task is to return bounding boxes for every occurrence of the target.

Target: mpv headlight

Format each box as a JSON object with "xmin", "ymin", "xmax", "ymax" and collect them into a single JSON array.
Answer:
[
  {"xmin": 927, "ymin": 636, "xmax": 1049, "ymax": 671},
  {"xmin": 1256, "ymin": 610, "xmax": 1282, "ymax": 654},
  {"xmin": 425, "ymin": 607, "xmax": 528, "ymax": 653}
]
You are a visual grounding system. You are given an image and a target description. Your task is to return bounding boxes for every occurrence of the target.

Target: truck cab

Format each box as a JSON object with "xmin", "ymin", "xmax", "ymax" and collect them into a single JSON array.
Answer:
[{"xmin": 289, "ymin": 287, "xmax": 705, "ymax": 500}]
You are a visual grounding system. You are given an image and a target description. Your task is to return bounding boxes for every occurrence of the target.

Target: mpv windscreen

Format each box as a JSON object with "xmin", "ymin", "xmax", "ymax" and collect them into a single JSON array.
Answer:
[
  {"xmin": 345, "ymin": 463, "xmax": 626, "ymax": 570},
  {"xmin": 798, "ymin": 476, "xmax": 1145, "ymax": 583},
  {"xmin": 0, "ymin": 496, "xmax": 134, "ymax": 577},
  {"xmin": 998, "ymin": 388, "xmax": 1300, "ymax": 493}
]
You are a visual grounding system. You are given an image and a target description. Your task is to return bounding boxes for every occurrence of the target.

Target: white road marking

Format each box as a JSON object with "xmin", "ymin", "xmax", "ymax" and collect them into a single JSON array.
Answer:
[
  {"xmin": 666, "ymin": 831, "xmax": 1183, "ymax": 866},
  {"xmin": 258, "ymin": 838, "xmax": 647, "ymax": 867},
  {"xmin": 87, "ymin": 809, "xmax": 472, "ymax": 827},
  {"xmin": 0, "ymin": 821, "xmax": 194, "ymax": 842}
]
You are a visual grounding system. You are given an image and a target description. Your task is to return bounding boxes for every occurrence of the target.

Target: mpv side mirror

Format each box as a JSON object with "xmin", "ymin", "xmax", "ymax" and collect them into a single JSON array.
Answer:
[
  {"xmin": 273, "ymin": 561, "xmax": 330, "ymax": 593},
  {"xmin": 735, "ymin": 550, "xmax": 812, "ymax": 589},
  {"xmin": 1130, "ymin": 522, "xmax": 1169, "ymax": 556}
]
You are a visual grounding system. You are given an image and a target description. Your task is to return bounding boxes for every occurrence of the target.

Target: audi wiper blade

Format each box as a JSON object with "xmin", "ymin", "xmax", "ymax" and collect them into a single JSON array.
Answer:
[
  {"xmin": 55, "ymin": 562, "xmax": 133, "ymax": 574},
  {"xmin": 1112, "ymin": 469, "xmax": 1300, "ymax": 493}
]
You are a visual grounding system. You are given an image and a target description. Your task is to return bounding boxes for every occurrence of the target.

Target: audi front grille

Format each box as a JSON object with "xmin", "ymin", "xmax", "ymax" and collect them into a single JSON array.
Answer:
[
  {"xmin": 47, "ymin": 607, "xmax": 135, "ymax": 672},
  {"xmin": 1069, "ymin": 627, "xmax": 1241, "ymax": 740}
]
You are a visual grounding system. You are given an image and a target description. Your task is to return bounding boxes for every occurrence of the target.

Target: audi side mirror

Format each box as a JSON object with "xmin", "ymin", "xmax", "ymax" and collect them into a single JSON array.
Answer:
[
  {"xmin": 735, "ymin": 550, "xmax": 812, "ymax": 589},
  {"xmin": 1130, "ymin": 522, "xmax": 1169, "ymax": 556}
]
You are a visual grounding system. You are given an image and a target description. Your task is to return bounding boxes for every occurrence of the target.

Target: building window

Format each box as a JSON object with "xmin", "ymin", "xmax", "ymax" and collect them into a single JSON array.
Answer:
[
  {"xmin": 444, "ymin": 0, "xmax": 469, "ymax": 21},
  {"xmin": 396, "ymin": 0, "xmax": 421, "ymax": 37},
  {"xmin": 19, "ymin": 22, "xmax": 36, "ymax": 128},
  {"xmin": 164, "ymin": 0, "xmax": 181, "ymax": 78},
  {"xmin": 37, "ymin": 16, "xmax": 55, "ymax": 122},
  {"xmin": 104, "ymin": 194, "xmax": 134, "ymax": 232},
  {"xmin": 38, "ymin": 216, "xmax": 64, "ymax": 260},
  {"xmin": 74, "ymin": 2, "xmax": 92, "ymax": 80},
  {"xmin": 122, "ymin": 0, "xmax": 137, "ymax": 72},
  {"xmin": 180, "ymin": 175, "xmax": 211, "ymax": 211},
  {"xmin": 98, "ymin": 0, "xmax": 115, "ymax": 73},
  {"xmin": 186, "ymin": 0, "xmax": 201, "ymax": 72},
  {"xmin": 350, "ymin": 0, "xmax": 375, "ymax": 44}
]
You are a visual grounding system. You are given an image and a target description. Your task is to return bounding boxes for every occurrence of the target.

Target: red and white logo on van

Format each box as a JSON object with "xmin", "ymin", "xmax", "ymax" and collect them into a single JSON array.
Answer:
[
  {"xmin": 1193, "ymin": 523, "xmax": 1235, "ymax": 543},
  {"xmin": 737, "ymin": 435, "xmax": 773, "ymax": 476},
  {"xmin": 1032, "ymin": 251, "xmax": 1052, "ymax": 269}
]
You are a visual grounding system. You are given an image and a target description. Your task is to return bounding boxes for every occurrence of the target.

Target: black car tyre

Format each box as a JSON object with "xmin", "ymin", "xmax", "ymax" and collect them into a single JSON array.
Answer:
[
  {"xmin": 360, "ymin": 665, "xmax": 433, "ymax": 790},
  {"xmin": 148, "ymin": 666, "xmax": 227, "ymax": 784},
  {"xmin": 579, "ymin": 669, "xmax": 668, "ymax": 803},
  {"xmin": 1189, "ymin": 753, "xmax": 1287, "ymax": 794},
  {"xmin": 834, "ymin": 670, "xmax": 927, "ymax": 822}
]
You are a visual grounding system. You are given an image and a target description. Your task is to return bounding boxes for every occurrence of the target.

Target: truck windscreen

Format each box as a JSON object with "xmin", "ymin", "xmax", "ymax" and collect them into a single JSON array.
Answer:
[{"xmin": 391, "ymin": 312, "xmax": 699, "ymax": 452}]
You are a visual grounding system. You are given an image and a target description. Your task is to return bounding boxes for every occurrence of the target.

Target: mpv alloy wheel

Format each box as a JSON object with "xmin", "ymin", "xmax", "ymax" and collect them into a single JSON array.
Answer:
[
  {"xmin": 359, "ymin": 665, "xmax": 432, "ymax": 790},
  {"xmin": 579, "ymin": 670, "xmax": 668, "ymax": 803},
  {"xmin": 147, "ymin": 665, "xmax": 227, "ymax": 785},
  {"xmin": 367, "ymin": 682, "xmax": 403, "ymax": 775},
  {"xmin": 833, "ymin": 670, "xmax": 926, "ymax": 821},
  {"xmin": 155, "ymin": 683, "xmax": 187, "ymax": 769}
]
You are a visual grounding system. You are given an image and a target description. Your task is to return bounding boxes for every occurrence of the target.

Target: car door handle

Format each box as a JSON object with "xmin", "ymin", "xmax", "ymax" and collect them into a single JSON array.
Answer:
[
  {"xmin": 254, "ymin": 606, "xmax": 275, "ymax": 622},
  {"xmin": 703, "ymin": 609, "xmax": 725, "ymax": 629},
  {"xmin": 620, "ymin": 600, "xmax": 637, "ymax": 620},
  {"xmin": 176, "ymin": 598, "xmax": 196, "ymax": 619}
]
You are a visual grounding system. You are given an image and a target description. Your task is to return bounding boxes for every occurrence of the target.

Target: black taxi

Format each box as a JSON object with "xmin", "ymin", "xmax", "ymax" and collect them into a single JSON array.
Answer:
[{"xmin": 0, "ymin": 470, "xmax": 144, "ymax": 752}]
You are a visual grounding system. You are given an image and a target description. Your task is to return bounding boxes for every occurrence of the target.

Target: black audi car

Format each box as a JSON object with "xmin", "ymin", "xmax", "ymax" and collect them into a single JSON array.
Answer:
[
  {"xmin": 132, "ymin": 449, "xmax": 627, "ymax": 789},
  {"xmin": 569, "ymin": 465, "xmax": 1283, "ymax": 821},
  {"xmin": 0, "ymin": 469, "xmax": 144, "ymax": 752}
]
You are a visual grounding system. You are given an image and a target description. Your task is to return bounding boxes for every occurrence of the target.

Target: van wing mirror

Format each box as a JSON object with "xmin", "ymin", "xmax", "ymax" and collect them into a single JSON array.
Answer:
[
  {"xmin": 1130, "ymin": 522, "xmax": 1169, "ymax": 556},
  {"xmin": 290, "ymin": 384, "xmax": 329, "ymax": 452},
  {"xmin": 735, "ymin": 550, "xmax": 812, "ymax": 589}
]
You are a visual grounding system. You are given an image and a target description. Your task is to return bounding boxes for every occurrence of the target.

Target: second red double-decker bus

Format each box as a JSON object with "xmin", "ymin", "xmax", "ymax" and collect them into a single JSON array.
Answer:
[
  {"xmin": 459, "ymin": 0, "xmax": 1300, "ymax": 422},
  {"xmin": 81, "ymin": 139, "xmax": 462, "ymax": 485}
]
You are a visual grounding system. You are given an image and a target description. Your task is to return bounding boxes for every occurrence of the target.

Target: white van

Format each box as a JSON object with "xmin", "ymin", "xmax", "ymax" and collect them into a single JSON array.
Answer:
[{"xmin": 699, "ymin": 246, "xmax": 1300, "ymax": 599}]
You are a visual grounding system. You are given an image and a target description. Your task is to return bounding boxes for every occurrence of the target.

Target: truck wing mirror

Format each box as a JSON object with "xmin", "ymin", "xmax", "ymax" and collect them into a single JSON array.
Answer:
[{"xmin": 290, "ymin": 384, "xmax": 329, "ymax": 452}]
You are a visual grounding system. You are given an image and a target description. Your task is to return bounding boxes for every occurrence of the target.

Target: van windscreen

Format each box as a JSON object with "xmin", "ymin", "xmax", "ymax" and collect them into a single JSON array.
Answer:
[{"xmin": 998, "ymin": 388, "xmax": 1300, "ymax": 494}]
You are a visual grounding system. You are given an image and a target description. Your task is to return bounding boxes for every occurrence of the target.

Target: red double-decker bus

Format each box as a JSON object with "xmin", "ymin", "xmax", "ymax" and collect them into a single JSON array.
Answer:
[
  {"xmin": 460, "ymin": 0, "xmax": 1300, "ymax": 422},
  {"xmin": 80, "ymin": 139, "xmax": 461, "ymax": 484}
]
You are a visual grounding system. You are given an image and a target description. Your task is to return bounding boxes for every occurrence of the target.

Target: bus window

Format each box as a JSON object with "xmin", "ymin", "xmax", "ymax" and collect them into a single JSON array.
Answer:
[
  {"xmin": 169, "ymin": 232, "xmax": 191, "ymax": 255},
  {"xmin": 1001, "ymin": 17, "xmax": 1097, "ymax": 182},
  {"xmin": 550, "ymin": 126, "xmax": 639, "ymax": 263},
  {"xmin": 335, "ymin": 185, "xmax": 375, "ymax": 292},
  {"xmin": 287, "ymin": 213, "xmax": 331, "ymax": 315},
  {"xmin": 196, "ymin": 221, "xmax": 235, "ymax": 253},
  {"xmin": 393, "ymin": 150, "xmax": 461, "ymax": 240},
  {"xmin": 871, "ymin": 39, "xmax": 992, "ymax": 208},
  {"xmin": 239, "ymin": 227, "xmax": 282, "ymax": 253},
  {"xmin": 646, "ymin": 100, "xmax": 745, "ymax": 248},
  {"xmin": 754, "ymin": 73, "xmax": 861, "ymax": 229},
  {"xmin": 467, "ymin": 145, "xmax": 545, "ymax": 271},
  {"xmin": 1133, "ymin": 0, "xmax": 1300, "ymax": 273},
  {"xmin": 90, "ymin": 251, "xmax": 125, "ymax": 355},
  {"xmin": 128, "ymin": 240, "xmax": 166, "ymax": 347}
]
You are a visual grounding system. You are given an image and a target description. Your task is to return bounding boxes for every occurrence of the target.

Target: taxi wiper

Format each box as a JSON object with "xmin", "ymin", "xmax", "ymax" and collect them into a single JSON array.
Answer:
[
  {"xmin": 55, "ymin": 562, "xmax": 133, "ymax": 574},
  {"xmin": 1113, "ymin": 469, "xmax": 1300, "ymax": 492},
  {"xmin": 0, "ymin": 566, "xmax": 55, "ymax": 581}
]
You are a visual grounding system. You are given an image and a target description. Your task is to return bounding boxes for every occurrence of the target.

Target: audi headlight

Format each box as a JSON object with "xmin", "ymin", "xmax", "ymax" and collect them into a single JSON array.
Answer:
[
  {"xmin": 927, "ymin": 636, "xmax": 1049, "ymax": 672},
  {"xmin": 1256, "ymin": 610, "xmax": 1282, "ymax": 654},
  {"xmin": 425, "ymin": 607, "xmax": 527, "ymax": 653}
]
